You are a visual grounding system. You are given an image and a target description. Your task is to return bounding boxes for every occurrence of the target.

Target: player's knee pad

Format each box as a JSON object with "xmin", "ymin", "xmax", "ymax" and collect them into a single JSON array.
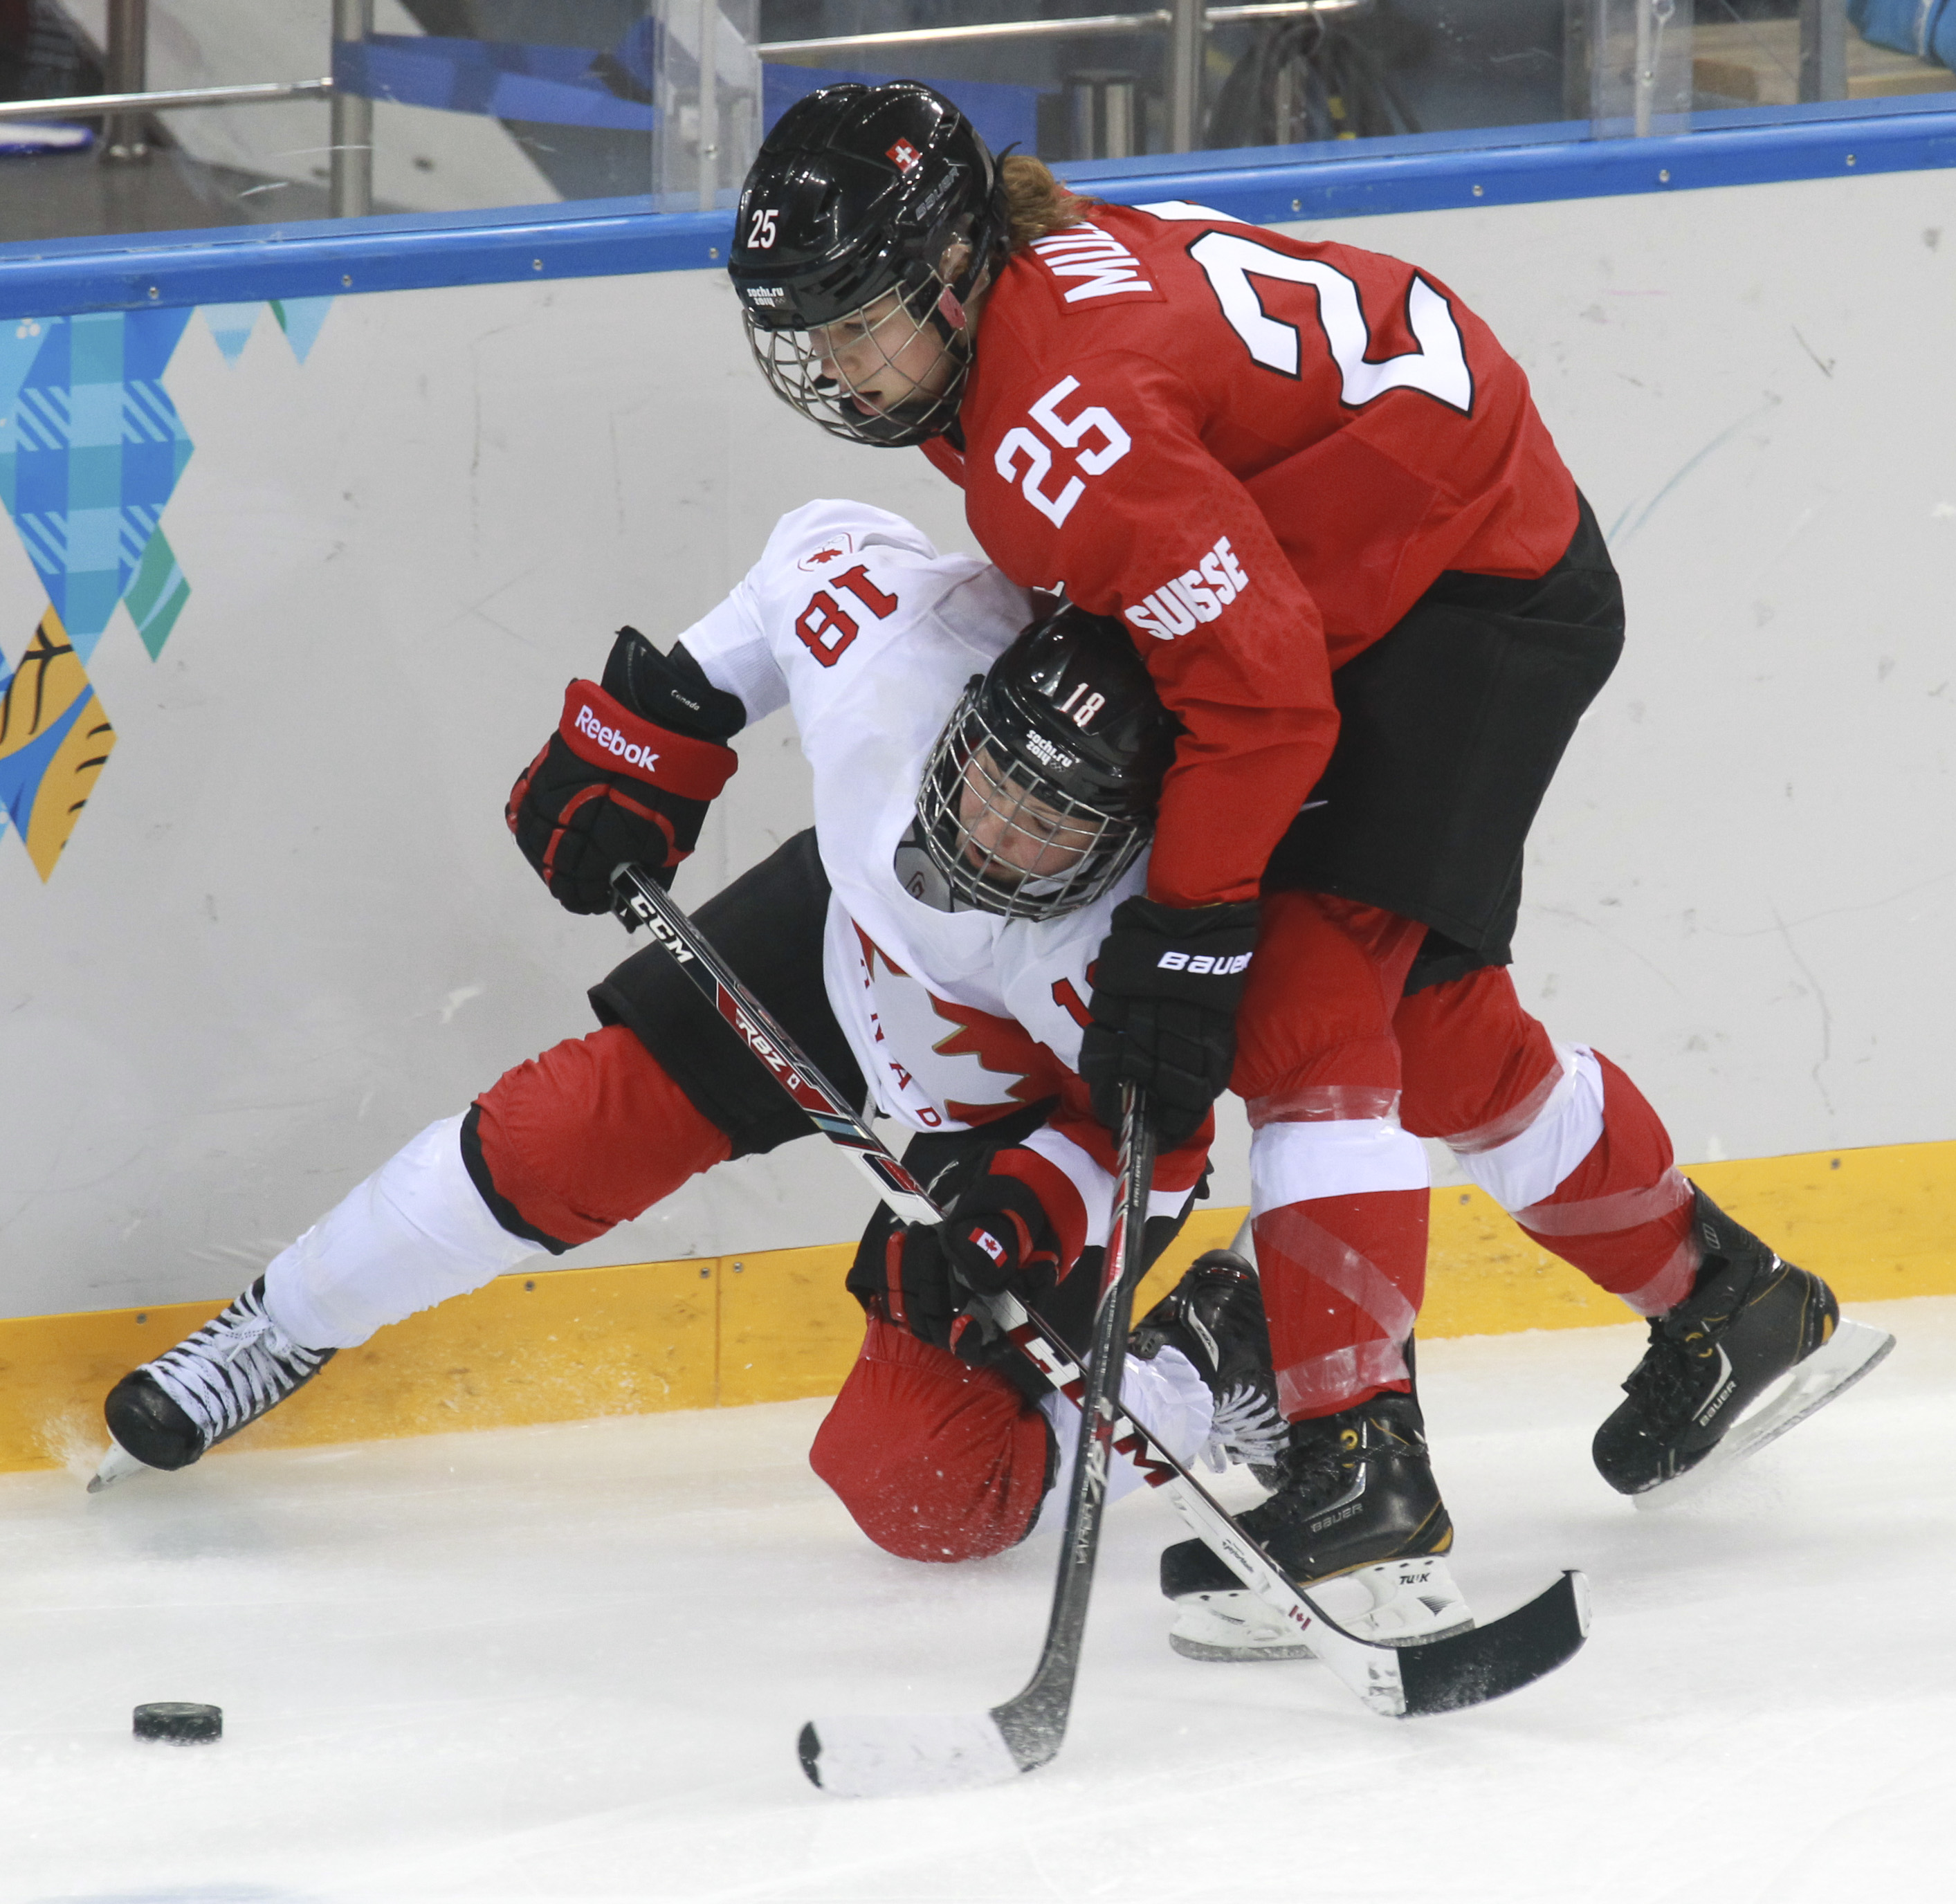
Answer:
[
  {"xmin": 810, "ymin": 1318, "xmax": 1055, "ymax": 1563},
  {"xmin": 1231, "ymin": 891, "xmax": 1425, "ymax": 1111},
  {"xmin": 464, "ymin": 1023, "xmax": 731, "ymax": 1252},
  {"xmin": 1394, "ymin": 962, "xmax": 1562, "ymax": 1144}
]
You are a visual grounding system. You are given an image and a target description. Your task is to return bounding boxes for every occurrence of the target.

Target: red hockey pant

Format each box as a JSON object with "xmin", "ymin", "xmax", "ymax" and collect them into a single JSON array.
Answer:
[
  {"xmin": 1233, "ymin": 890, "xmax": 1698, "ymax": 1422},
  {"xmin": 471, "ymin": 1025, "xmax": 1049, "ymax": 1563}
]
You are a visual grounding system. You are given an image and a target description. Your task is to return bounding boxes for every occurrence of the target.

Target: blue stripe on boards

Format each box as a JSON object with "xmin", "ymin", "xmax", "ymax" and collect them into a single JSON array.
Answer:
[{"xmin": 1, "ymin": 97, "xmax": 1953, "ymax": 318}]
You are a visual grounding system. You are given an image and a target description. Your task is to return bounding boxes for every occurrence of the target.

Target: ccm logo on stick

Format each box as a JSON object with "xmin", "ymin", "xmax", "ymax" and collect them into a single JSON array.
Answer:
[
  {"xmin": 1124, "ymin": 535, "xmax": 1249, "ymax": 641},
  {"xmin": 574, "ymin": 704, "xmax": 660, "ymax": 771},
  {"xmin": 1158, "ymin": 951, "xmax": 1252, "ymax": 975}
]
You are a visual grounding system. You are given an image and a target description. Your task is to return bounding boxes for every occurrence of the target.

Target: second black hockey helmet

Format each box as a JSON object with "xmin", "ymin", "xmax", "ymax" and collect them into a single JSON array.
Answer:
[
  {"xmin": 911, "ymin": 605, "xmax": 1180, "ymax": 922},
  {"xmin": 729, "ymin": 82, "xmax": 1009, "ymax": 447}
]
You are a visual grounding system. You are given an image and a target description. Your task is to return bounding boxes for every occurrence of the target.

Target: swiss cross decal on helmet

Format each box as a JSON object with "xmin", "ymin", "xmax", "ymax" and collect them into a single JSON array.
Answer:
[
  {"xmin": 902, "ymin": 605, "xmax": 1182, "ymax": 922},
  {"xmin": 729, "ymin": 82, "xmax": 1009, "ymax": 448}
]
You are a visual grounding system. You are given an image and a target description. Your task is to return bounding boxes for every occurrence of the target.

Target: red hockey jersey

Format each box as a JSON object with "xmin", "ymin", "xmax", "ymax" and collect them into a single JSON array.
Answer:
[{"xmin": 921, "ymin": 199, "xmax": 1579, "ymax": 910}]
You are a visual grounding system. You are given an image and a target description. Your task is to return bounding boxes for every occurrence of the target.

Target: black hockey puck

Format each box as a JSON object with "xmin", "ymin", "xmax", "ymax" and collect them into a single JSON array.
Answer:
[{"xmin": 134, "ymin": 1701, "xmax": 222, "ymax": 1744}]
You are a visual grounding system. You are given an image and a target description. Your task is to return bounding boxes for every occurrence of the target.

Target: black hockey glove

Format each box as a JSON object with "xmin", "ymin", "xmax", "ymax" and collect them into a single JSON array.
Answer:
[
  {"xmin": 1079, "ymin": 895, "xmax": 1261, "ymax": 1150},
  {"xmin": 507, "ymin": 628, "xmax": 745, "ymax": 913},
  {"xmin": 847, "ymin": 1153, "xmax": 1100, "ymax": 1371}
]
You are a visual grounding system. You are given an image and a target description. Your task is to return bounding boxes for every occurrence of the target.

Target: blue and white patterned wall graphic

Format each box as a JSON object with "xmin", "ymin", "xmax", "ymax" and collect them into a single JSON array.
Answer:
[{"xmin": 0, "ymin": 298, "xmax": 331, "ymax": 880}]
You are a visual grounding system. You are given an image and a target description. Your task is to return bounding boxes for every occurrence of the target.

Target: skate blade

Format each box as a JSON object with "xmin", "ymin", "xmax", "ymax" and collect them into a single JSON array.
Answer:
[
  {"xmin": 86, "ymin": 1440, "xmax": 156, "ymax": 1494},
  {"xmin": 1633, "ymin": 1317, "xmax": 1896, "ymax": 1512},
  {"xmin": 1168, "ymin": 1593, "xmax": 1317, "ymax": 1662}
]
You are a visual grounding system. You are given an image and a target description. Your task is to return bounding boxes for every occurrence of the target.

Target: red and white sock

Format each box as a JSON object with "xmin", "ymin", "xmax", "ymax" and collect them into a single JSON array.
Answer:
[{"xmin": 1248, "ymin": 1109, "xmax": 1429, "ymax": 1419}]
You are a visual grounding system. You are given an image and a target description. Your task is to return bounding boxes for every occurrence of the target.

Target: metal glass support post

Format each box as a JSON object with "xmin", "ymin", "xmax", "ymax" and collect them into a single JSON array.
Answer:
[
  {"xmin": 1168, "ymin": 0, "xmax": 1203, "ymax": 152},
  {"xmin": 698, "ymin": 0, "xmax": 719, "ymax": 212},
  {"xmin": 331, "ymin": 0, "xmax": 375, "ymax": 219},
  {"xmin": 101, "ymin": 0, "xmax": 149, "ymax": 163},
  {"xmin": 1799, "ymin": 0, "xmax": 1847, "ymax": 102},
  {"xmin": 1633, "ymin": 0, "xmax": 1655, "ymax": 136},
  {"xmin": 1633, "ymin": 0, "xmax": 1681, "ymax": 137},
  {"xmin": 1562, "ymin": 0, "xmax": 1593, "ymax": 124}
]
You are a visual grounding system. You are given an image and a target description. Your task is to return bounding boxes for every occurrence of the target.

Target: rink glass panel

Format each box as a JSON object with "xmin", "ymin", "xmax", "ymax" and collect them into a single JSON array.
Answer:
[{"xmin": 1, "ymin": 4, "xmax": 1953, "ymax": 244}]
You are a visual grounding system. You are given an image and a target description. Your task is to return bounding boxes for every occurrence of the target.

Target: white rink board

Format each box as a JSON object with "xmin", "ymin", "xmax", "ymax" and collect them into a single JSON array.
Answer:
[
  {"xmin": 2, "ymin": 167, "xmax": 1953, "ymax": 1319},
  {"xmin": 1, "ymin": 1297, "xmax": 1948, "ymax": 1902}
]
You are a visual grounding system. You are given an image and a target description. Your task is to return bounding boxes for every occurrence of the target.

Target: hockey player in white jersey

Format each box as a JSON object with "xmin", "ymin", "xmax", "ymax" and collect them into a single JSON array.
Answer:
[{"xmin": 91, "ymin": 501, "xmax": 1288, "ymax": 1575}]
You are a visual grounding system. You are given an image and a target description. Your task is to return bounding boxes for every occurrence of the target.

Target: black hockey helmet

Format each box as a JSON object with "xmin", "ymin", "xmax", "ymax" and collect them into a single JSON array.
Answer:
[
  {"xmin": 908, "ymin": 605, "xmax": 1180, "ymax": 922},
  {"xmin": 730, "ymin": 82, "xmax": 1009, "ymax": 447}
]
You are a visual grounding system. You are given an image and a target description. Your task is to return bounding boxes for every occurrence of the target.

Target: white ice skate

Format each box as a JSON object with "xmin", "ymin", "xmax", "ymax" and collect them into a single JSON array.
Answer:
[{"xmin": 1168, "ymin": 1549, "xmax": 1473, "ymax": 1660}]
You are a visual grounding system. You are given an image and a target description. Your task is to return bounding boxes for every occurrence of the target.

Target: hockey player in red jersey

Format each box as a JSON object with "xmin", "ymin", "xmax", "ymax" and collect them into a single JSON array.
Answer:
[
  {"xmin": 729, "ymin": 81, "xmax": 1893, "ymax": 1654},
  {"xmin": 91, "ymin": 504, "xmax": 1289, "ymax": 1580}
]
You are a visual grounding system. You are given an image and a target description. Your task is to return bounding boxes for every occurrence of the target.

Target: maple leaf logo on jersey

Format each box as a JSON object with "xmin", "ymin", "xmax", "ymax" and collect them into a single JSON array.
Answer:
[
  {"xmin": 886, "ymin": 138, "xmax": 921, "ymax": 173},
  {"xmin": 797, "ymin": 531, "xmax": 855, "ymax": 572},
  {"xmin": 853, "ymin": 926, "xmax": 1061, "ymax": 1128}
]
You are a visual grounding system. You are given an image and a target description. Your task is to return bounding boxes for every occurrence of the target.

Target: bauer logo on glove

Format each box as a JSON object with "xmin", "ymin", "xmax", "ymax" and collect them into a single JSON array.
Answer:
[
  {"xmin": 1155, "ymin": 950, "xmax": 1252, "ymax": 976},
  {"xmin": 1081, "ymin": 892, "xmax": 1261, "ymax": 1148}
]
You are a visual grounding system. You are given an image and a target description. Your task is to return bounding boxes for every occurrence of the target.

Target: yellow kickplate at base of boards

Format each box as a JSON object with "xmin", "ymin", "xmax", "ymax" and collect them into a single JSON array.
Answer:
[
  {"xmin": 1422, "ymin": 1138, "xmax": 1956, "ymax": 1336},
  {"xmin": 0, "ymin": 1259, "xmax": 718, "ymax": 1478},
  {"xmin": 2, "ymin": 1139, "xmax": 1950, "ymax": 1476}
]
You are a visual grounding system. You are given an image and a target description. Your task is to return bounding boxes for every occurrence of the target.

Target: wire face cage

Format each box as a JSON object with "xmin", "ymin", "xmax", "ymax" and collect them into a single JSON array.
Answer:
[
  {"xmin": 742, "ymin": 275, "xmax": 971, "ymax": 448},
  {"xmin": 912, "ymin": 680, "xmax": 1151, "ymax": 922}
]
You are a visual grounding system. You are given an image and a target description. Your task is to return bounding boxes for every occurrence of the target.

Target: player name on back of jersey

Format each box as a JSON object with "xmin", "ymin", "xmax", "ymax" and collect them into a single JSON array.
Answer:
[{"xmin": 1029, "ymin": 223, "xmax": 1155, "ymax": 304}]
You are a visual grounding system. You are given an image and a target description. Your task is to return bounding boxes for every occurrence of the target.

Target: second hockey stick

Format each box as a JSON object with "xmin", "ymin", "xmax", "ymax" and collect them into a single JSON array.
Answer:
[
  {"xmin": 800, "ymin": 1083, "xmax": 1160, "ymax": 1799},
  {"xmin": 608, "ymin": 863, "xmax": 1589, "ymax": 1788}
]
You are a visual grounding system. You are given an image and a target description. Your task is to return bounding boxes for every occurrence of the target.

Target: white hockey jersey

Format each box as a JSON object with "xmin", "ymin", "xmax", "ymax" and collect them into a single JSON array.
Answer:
[{"xmin": 673, "ymin": 501, "xmax": 1204, "ymax": 1225}]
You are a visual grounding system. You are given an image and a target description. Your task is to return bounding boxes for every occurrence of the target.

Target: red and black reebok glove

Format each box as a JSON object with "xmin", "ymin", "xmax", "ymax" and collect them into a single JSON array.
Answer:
[
  {"xmin": 507, "ymin": 628, "xmax": 743, "ymax": 913},
  {"xmin": 847, "ymin": 1152, "xmax": 1099, "ymax": 1367},
  {"xmin": 1079, "ymin": 894, "xmax": 1260, "ymax": 1150}
]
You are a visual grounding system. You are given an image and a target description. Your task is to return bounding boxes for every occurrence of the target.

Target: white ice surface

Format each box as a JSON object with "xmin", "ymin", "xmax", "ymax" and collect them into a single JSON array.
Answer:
[{"xmin": 5, "ymin": 1297, "xmax": 1950, "ymax": 1904}]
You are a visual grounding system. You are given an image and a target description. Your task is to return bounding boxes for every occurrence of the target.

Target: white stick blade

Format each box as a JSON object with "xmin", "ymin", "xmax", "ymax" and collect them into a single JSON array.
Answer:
[{"xmin": 798, "ymin": 1713, "xmax": 1024, "ymax": 1798}]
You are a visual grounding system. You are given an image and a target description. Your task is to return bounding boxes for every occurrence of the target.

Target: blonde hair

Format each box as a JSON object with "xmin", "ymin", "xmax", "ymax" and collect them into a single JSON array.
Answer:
[{"xmin": 1000, "ymin": 154, "xmax": 1099, "ymax": 250}]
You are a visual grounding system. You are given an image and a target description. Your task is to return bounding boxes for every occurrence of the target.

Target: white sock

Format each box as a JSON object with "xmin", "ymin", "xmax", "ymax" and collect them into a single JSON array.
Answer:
[
  {"xmin": 1030, "ymin": 1344, "xmax": 1214, "ymax": 1538},
  {"xmin": 262, "ymin": 1115, "xmax": 542, "ymax": 1350}
]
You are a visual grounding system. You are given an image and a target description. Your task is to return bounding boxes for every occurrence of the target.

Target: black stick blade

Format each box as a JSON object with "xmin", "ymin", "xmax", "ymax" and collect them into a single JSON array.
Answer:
[{"xmin": 1398, "ymin": 1570, "xmax": 1591, "ymax": 1717}]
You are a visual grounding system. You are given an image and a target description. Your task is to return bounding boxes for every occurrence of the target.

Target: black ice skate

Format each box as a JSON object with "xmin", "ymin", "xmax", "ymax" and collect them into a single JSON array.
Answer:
[
  {"xmin": 91, "ymin": 1277, "xmax": 335, "ymax": 1492},
  {"xmin": 1592, "ymin": 1187, "xmax": 1894, "ymax": 1508},
  {"xmin": 1128, "ymin": 1249, "xmax": 1287, "ymax": 1479},
  {"xmin": 1159, "ymin": 1375, "xmax": 1472, "ymax": 1660}
]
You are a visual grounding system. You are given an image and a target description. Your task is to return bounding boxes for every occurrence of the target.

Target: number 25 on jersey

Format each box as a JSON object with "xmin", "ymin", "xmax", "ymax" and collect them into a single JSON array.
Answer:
[{"xmin": 994, "ymin": 377, "xmax": 1132, "ymax": 528}]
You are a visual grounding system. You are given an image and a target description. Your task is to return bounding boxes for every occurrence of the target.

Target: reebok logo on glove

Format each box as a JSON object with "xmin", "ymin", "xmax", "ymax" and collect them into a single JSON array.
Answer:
[
  {"xmin": 557, "ymin": 681, "xmax": 737, "ymax": 800},
  {"xmin": 1156, "ymin": 950, "xmax": 1252, "ymax": 976},
  {"xmin": 510, "ymin": 672, "xmax": 740, "ymax": 916},
  {"xmin": 572, "ymin": 702, "xmax": 661, "ymax": 772}
]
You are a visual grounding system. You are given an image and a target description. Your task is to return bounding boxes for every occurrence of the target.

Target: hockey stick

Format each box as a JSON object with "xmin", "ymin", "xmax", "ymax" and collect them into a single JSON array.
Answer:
[
  {"xmin": 609, "ymin": 864, "xmax": 1589, "ymax": 1781},
  {"xmin": 802, "ymin": 1083, "xmax": 1160, "ymax": 1799}
]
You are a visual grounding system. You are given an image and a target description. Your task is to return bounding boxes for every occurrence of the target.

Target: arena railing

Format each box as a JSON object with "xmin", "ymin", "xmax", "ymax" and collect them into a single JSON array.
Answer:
[{"xmin": 0, "ymin": 1, "xmax": 1901, "ymax": 232}]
